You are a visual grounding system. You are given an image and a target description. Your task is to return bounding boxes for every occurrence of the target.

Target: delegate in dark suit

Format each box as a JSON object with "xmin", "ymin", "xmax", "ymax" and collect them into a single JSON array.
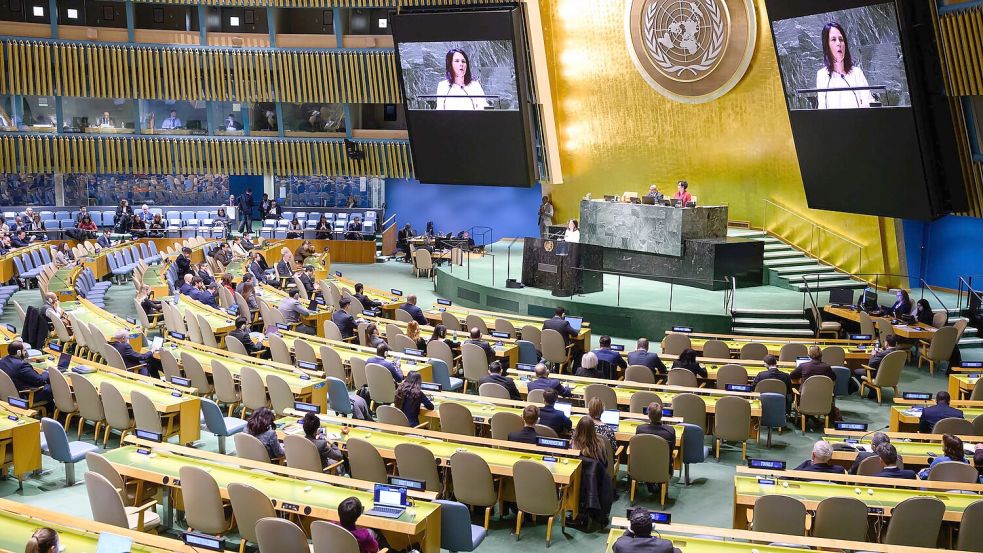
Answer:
[
  {"xmin": 612, "ymin": 534, "xmax": 675, "ymax": 553},
  {"xmin": 627, "ymin": 350, "xmax": 667, "ymax": 375},
  {"xmin": 507, "ymin": 427, "xmax": 539, "ymax": 445},
  {"xmin": 354, "ymin": 292, "xmax": 380, "ymax": 309},
  {"xmin": 635, "ymin": 423, "xmax": 675, "ymax": 474},
  {"xmin": 751, "ymin": 367, "xmax": 792, "ymax": 395},
  {"xmin": 537, "ymin": 405, "xmax": 572, "ymax": 436},
  {"xmin": 593, "ymin": 347, "xmax": 627, "ymax": 377},
  {"xmin": 794, "ymin": 460, "xmax": 846, "ymax": 474},
  {"xmin": 874, "ymin": 466, "xmax": 917, "ymax": 479},
  {"xmin": 919, "ymin": 404, "xmax": 964, "ymax": 433},
  {"xmin": 789, "ymin": 360, "xmax": 835, "ymax": 383},
  {"xmin": 110, "ymin": 341, "xmax": 161, "ymax": 379},
  {"xmin": 477, "ymin": 373, "xmax": 520, "ymax": 401},
  {"xmin": 466, "ymin": 339, "xmax": 496, "ymax": 363},
  {"xmin": 543, "ymin": 316, "xmax": 577, "ymax": 344},
  {"xmin": 175, "ymin": 254, "xmax": 192, "ymax": 281},
  {"xmin": 400, "ymin": 303, "xmax": 428, "ymax": 326},
  {"xmin": 331, "ymin": 310, "xmax": 357, "ymax": 340},
  {"xmin": 0, "ymin": 353, "xmax": 51, "ymax": 403},
  {"xmin": 527, "ymin": 376, "xmax": 571, "ymax": 398},
  {"xmin": 230, "ymin": 328, "xmax": 263, "ymax": 354}
]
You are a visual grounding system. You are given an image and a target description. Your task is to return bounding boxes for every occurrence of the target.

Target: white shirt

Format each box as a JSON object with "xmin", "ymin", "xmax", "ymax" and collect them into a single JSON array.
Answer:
[
  {"xmin": 816, "ymin": 66, "xmax": 875, "ymax": 109},
  {"xmin": 563, "ymin": 228, "xmax": 580, "ymax": 243},
  {"xmin": 435, "ymin": 80, "xmax": 488, "ymax": 111}
]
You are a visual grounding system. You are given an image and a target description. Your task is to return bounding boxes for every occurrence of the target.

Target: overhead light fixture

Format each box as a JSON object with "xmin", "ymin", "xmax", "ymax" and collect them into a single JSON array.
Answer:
[
  {"xmin": 66, "ymin": 8, "xmax": 78, "ymax": 19},
  {"xmin": 378, "ymin": 18, "xmax": 388, "ymax": 28},
  {"xmin": 32, "ymin": 5, "xmax": 44, "ymax": 16},
  {"xmin": 229, "ymin": 16, "xmax": 240, "ymax": 27}
]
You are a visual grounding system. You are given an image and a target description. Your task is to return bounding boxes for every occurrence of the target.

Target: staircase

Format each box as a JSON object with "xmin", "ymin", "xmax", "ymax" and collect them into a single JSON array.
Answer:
[{"xmin": 726, "ymin": 228, "xmax": 982, "ymax": 347}]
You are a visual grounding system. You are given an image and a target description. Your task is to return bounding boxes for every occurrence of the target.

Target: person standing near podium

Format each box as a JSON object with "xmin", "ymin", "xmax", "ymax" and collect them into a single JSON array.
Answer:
[
  {"xmin": 538, "ymin": 195, "xmax": 554, "ymax": 238},
  {"xmin": 673, "ymin": 181, "xmax": 692, "ymax": 205}
]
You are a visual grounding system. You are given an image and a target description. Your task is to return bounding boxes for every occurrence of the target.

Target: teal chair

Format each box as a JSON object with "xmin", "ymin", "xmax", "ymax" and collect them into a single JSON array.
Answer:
[
  {"xmin": 326, "ymin": 377, "xmax": 353, "ymax": 417},
  {"xmin": 436, "ymin": 500, "xmax": 486, "ymax": 552},
  {"xmin": 200, "ymin": 399, "xmax": 247, "ymax": 455},
  {"xmin": 517, "ymin": 340, "xmax": 538, "ymax": 366},
  {"xmin": 41, "ymin": 417, "xmax": 99, "ymax": 486},
  {"xmin": 430, "ymin": 358, "xmax": 464, "ymax": 392}
]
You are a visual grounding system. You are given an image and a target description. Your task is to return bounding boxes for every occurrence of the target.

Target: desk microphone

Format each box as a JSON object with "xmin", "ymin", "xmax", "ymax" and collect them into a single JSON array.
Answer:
[{"xmin": 858, "ymin": 424, "xmax": 890, "ymax": 444}]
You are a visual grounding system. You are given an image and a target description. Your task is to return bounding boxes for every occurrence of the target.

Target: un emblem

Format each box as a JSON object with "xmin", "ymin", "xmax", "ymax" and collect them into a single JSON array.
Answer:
[
  {"xmin": 544, "ymin": 241, "xmax": 554, "ymax": 253},
  {"xmin": 626, "ymin": 0, "xmax": 757, "ymax": 104}
]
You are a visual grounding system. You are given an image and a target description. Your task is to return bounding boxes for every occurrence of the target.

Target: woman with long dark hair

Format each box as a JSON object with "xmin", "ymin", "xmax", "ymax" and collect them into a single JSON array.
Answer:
[
  {"xmin": 671, "ymin": 348, "xmax": 707, "ymax": 378},
  {"xmin": 428, "ymin": 324, "xmax": 460, "ymax": 349},
  {"xmin": 246, "ymin": 407, "xmax": 283, "ymax": 460},
  {"xmin": 393, "ymin": 371, "xmax": 433, "ymax": 427},
  {"xmin": 816, "ymin": 22, "xmax": 874, "ymax": 109},
  {"xmin": 914, "ymin": 298, "xmax": 934, "ymax": 326},
  {"xmin": 435, "ymin": 48, "xmax": 488, "ymax": 111},
  {"xmin": 918, "ymin": 433, "xmax": 968, "ymax": 479}
]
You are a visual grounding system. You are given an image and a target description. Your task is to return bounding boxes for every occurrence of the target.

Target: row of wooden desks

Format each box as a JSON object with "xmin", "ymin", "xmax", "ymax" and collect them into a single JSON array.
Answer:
[
  {"xmin": 825, "ymin": 429, "xmax": 980, "ymax": 469},
  {"xmin": 360, "ymin": 313, "xmax": 519, "ymax": 367},
  {"xmin": 667, "ymin": 330, "xmax": 875, "ymax": 367},
  {"xmin": 0, "ymin": 242, "xmax": 46, "ymax": 282},
  {"xmin": 889, "ymin": 398, "xmax": 983, "ymax": 432},
  {"xmin": 732, "ymin": 466, "xmax": 983, "ymax": 527},
  {"xmin": 823, "ymin": 304, "xmax": 939, "ymax": 341},
  {"xmin": 0, "ymin": 400, "xmax": 41, "ymax": 478},
  {"xmin": 34, "ymin": 351, "xmax": 201, "ymax": 445},
  {"xmin": 63, "ymin": 297, "xmax": 143, "ymax": 349},
  {"xmin": 422, "ymin": 302, "xmax": 592, "ymax": 351},
  {"xmin": 106, "ymin": 437, "xmax": 442, "ymax": 553},
  {"xmin": 275, "ymin": 412, "xmax": 583, "ymax": 517},
  {"xmin": 279, "ymin": 329, "xmax": 435, "ymax": 383},
  {"xmin": 167, "ymin": 295, "xmax": 237, "ymax": 335}
]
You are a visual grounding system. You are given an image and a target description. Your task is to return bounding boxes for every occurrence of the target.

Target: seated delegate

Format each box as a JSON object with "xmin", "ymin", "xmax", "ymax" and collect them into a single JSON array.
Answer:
[{"xmin": 794, "ymin": 440, "xmax": 845, "ymax": 473}]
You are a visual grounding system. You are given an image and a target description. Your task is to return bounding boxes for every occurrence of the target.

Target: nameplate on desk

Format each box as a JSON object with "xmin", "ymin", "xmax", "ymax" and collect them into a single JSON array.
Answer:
[
  {"xmin": 49, "ymin": 343, "xmax": 62, "ymax": 352},
  {"xmin": 170, "ymin": 391, "xmax": 182, "ymax": 398},
  {"xmin": 6, "ymin": 397, "xmax": 27, "ymax": 409},
  {"xmin": 390, "ymin": 289, "xmax": 403, "ymax": 297},
  {"xmin": 849, "ymin": 334, "xmax": 873, "ymax": 341},
  {"xmin": 170, "ymin": 376, "xmax": 191, "ymax": 388},
  {"xmin": 4, "ymin": 324, "xmax": 14, "ymax": 333},
  {"xmin": 125, "ymin": 316, "xmax": 137, "ymax": 324},
  {"xmin": 362, "ymin": 310, "xmax": 377, "ymax": 317},
  {"xmin": 315, "ymin": 297, "xmax": 325, "ymax": 305},
  {"xmin": 136, "ymin": 448, "xmax": 152, "ymax": 456},
  {"xmin": 168, "ymin": 331, "xmax": 185, "ymax": 340},
  {"xmin": 537, "ymin": 263, "xmax": 557, "ymax": 274},
  {"xmin": 335, "ymin": 271, "xmax": 342, "ymax": 277},
  {"xmin": 963, "ymin": 362, "xmax": 983, "ymax": 368},
  {"xmin": 834, "ymin": 422, "xmax": 868, "ymax": 431},
  {"xmin": 421, "ymin": 382, "xmax": 442, "ymax": 392},
  {"xmin": 183, "ymin": 532, "xmax": 225, "ymax": 552},
  {"xmin": 725, "ymin": 384, "xmax": 753, "ymax": 392},
  {"xmin": 970, "ymin": 374, "xmax": 982, "ymax": 379},
  {"xmin": 626, "ymin": 509, "xmax": 671, "ymax": 523},
  {"xmin": 388, "ymin": 475, "xmax": 426, "ymax": 491},
  {"xmin": 747, "ymin": 458, "xmax": 785, "ymax": 470},
  {"xmin": 671, "ymin": 326, "xmax": 693, "ymax": 333},
  {"xmin": 902, "ymin": 392, "xmax": 932, "ymax": 400},
  {"xmin": 473, "ymin": 416, "xmax": 485, "ymax": 423},
  {"xmin": 297, "ymin": 373, "xmax": 311, "ymax": 380},
  {"xmin": 536, "ymin": 437, "xmax": 569, "ymax": 449},
  {"xmin": 135, "ymin": 429, "xmax": 162, "ymax": 442},
  {"xmin": 516, "ymin": 363, "xmax": 535, "ymax": 372},
  {"xmin": 437, "ymin": 299, "xmax": 452, "ymax": 306},
  {"xmin": 611, "ymin": 344, "xmax": 625, "ymax": 352},
  {"xmin": 867, "ymin": 507, "xmax": 884, "ymax": 515},
  {"xmin": 757, "ymin": 478, "xmax": 776, "ymax": 485},
  {"xmin": 403, "ymin": 348, "xmax": 424, "ymax": 357},
  {"xmin": 276, "ymin": 323, "xmax": 289, "ymax": 331},
  {"xmin": 297, "ymin": 361, "xmax": 317, "ymax": 371},
  {"xmin": 280, "ymin": 502, "xmax": 301, "ymax": 512},
  {"xmin": 490, "ymin": 331, "xmax": 510, "ymax": 339},
  {"xmin": 6, "ymin": 415, "xmax": 16, "ymax": 421},
  {"xmin": 294, "ymin": 401, "xmax": 318, "ymax": 413},
  {"xmin": 542, "ymin": 456, "xmax": 559, "ymax": 463}
]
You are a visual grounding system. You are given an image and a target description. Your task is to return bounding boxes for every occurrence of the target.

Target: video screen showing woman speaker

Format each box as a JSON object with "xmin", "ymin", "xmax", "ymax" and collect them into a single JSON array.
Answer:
[
  {"xmin": 770, "ymin": 2, "xmax": 911, "ymax": 110},
  {"xmin": 397, "ymin": 40, "xmax": 519, "ymax": 111}
]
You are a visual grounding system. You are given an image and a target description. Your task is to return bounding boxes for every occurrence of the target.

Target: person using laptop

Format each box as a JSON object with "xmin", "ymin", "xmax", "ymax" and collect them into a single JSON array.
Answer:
[
  {"xmin": 538, "ymin": 388, "xmax": 572, "ymax": 436},
  {"xmin": 229, "ymin": 318, "xmax": 265, "ymax": 356},
  {"xmin": 302, "ymin": 412, "xmax": 344, "ymax": 471},
  {"xmin": 592, "ymin": 335, "xmax": 627, "ymax": 379},
  {"xmin": 464, "ymin": 327, "xmax": 496, "ymax": 363},
  {"xmin": 587, "ymin": 396, "xmax": 617, "ymax": 450},
  {"xmin": 508, "ymin": 405, "xmax": 541, "ymax": 444},
  {"xmin": 338, "ymin": 497, "xmax": 381, "ymax": 553},
  {"xmin": 543, "ymin": 307, "xmax": 578, "ymax": 346},
  {"xmin": 672, "ymin": 180, "xmax": 692, "ymax": 205},
  {"xmin": 0, "ymin": 341, "xmax": 51, "ymax": 404},
  {"xmin": 366, "ymin": 344, "xmax": 403, "ymax": 384},
  {"xmin": 751, "ymin": 355, "xmax": 791, "ymax": 395},
  {"xmin": 644, "ymin": 184, "xmax": 664, "ymax": 202},
  {"xmin": 109, "ymin": 330, "xmax": 162, "ymax": 380},
  {"xmin": 353, "ymin": 282, "xmax": 381, "ymax": 310}
]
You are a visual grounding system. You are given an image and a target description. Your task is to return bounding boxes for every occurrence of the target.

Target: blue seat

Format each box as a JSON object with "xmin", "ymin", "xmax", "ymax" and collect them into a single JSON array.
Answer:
[
  {"xmin": 282, "ymin": 211, "xmax": 294, "ymax": 221},
  {"xmin": 195, "ymin": 211, "xmax": 209, "ymax": 221},
  {"xmin": 273, "ymin": 229, "xmax": 287, "ymax": 239},
  {"xmin": 41, "ymin": 417, "xmax": 99, "ymax": 486},
  {"xmin": 326, "ymin": 377, "xmax": 353, "ymax": 417},
  {"xmin": 180, "ymin": 210, "xmax": 195, "ymax": 221},
  {"xmin": 832, "ymin": 365, "xmax": 852, "ymax": 397},
  {"xmin": 165, "ymin": 211, "xmax": 180, "ymax": 222},
  {"xmin": 517, "ymin": 340, "xmax": 539, "ymax": 366},
  {"xmin": 148, "ymin": 241, "xmax": 160, "ymax": 261},
  {"xmin": 29, "ymin": 249, "xmax": 42, "ymax": 268},
  {"xmin": 54, "ymin": 212, "xmax": 70, "ymax": 221},
  {"xmin": 680, "ymin": 422, "xmax": 708, "ymax": 486},
  {"xmin": 39, "ymin": 248, "xmax": 51, "ymax": 265},
  {"xmin": 759, "ymin": 392, "xmax": 787, "ymax": 448},
  {"xmin": 430, "ymin": 358, "xmax": 463, "ymax": 392},
  {"xmin": 435, "ymin": 500, "xmax": 486, "ymax": 552},
  {"xmin": 89, "ymin": 213, "xmax": 103, "ymax": 227},
  {"xmin": 200, "ymin": 398, "xmax": 247, "ymax": 455}
]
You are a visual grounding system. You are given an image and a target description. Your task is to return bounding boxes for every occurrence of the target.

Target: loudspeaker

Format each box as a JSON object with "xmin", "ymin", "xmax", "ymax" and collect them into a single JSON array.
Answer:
[
  {"xmin": 344, "ymin": 139, "xmax": 365, "ymax": 162},
  {"xmin": 506, "ymin": 279, "xmax": 523, "ymax": 289}
]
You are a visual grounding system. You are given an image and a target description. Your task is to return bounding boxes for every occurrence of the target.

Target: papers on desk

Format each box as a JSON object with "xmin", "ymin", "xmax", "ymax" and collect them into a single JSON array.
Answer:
[
  {"xmin": 96, "ymin": 532, "xmax": 133, "ymax": 553},
  {"xmin": 902, "ymin": 407, "xmax": 924, "ymax": 417}
]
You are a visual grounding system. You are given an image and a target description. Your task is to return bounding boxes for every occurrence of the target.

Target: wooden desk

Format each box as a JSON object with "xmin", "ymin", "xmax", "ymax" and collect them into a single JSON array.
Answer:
[
  {"xmin": 668, "ymin": 330, "xmax": 873, "ymax": 368},
  {"xmin": 46, "ymin": 265, "xmax": 80, "ymax": 301},
  {"xmin": 0, "ymin": 401, "xmax": 41, "ymax": 477},
  {"xmin": 733, "ymin": 466, "xmax": 983, "ymax": 526},
  {"xmin": 823, "ymin": 305, "xmax": 938, "ymax": 341},
  {"xmin": 889, "ymin": 398, "xmax": 983, "ymax": 432},
  {"xmin": 0, "ymin": 498, "xmax": 201, "ymax": 553},
  {"xmin": 279, "ymin": 330, "xmax": 433, "ymax": 383},
  {"xmin": 161, "ymin": 340, "xmax": 328, "ymax": 411},
  {"xmin": 166, "ymin": 296, "xmax": 236, "ymax": 335},
  {"xmin": 824, "ymin": 429, "xmax": 976, "ymax": 469},
  {"xmin": 950, "ymin": 372, "xmax": 981, "ymax": 399},
  {"xmin": 0, "ymin": 243, "xmax": 46, "ymax": 282},
  {"xmin": 303, "ymin": 251, "xmax": 331, "ymax": 282},
  {"xmin": 33, "ymin": 354, "xmax": 200, "ymax": 445},
  {"xmin": 361, "ymin": 313, "xmax": 519, "ymax": 367},
  {"xmin": 605, "ymin": 517, "xmax": 935, "ymax": 553},
  {"xmin": 330, "ymin": 275, "xmax": 404, "ymax": 316},
  {"xmin": 105, "ymin": 438, "xmax": 442, "ymax": 553},
  {"xmin": 424, "ymin": 304, "xmax": 592, "ymax": 352},
  {"xmin": 275, "ymin": 413, "xmax": 583, "ymax": 517},
  {"xmin": 62, "ymin": 298, "xmax": 143, "ymax": 349},
  {"xmin": 255, "ymin": 284, "xmax": 332, "ymax": 334},
  {"xmin": 141, "ymin": 262, "xmax": 170, "ymax": 298}
]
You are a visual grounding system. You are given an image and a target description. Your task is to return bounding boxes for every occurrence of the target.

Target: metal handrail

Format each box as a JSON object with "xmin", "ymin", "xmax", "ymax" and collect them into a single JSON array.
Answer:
[
  {"xmin": 958, "ymin": 277, "xmax": 983, "ymax": 312},
  {"xmin": 799, "ymin": 271, "xmax": 951, "ymax": 313},
  {"xmin": 762, "ymin": 199, "xmax": 864, "ymax": 275},
  {"xmin": 382, "ymin": 213, "xmax": 396, "ymax": 229}
]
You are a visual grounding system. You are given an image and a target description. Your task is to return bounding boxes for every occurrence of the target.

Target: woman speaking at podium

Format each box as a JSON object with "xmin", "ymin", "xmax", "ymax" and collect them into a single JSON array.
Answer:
[
  {"xmin": 816, "ymin": 22, "xmax": 874, "ymax": 109},
  {"xmin": 563, "ymin": 219, "xmax": 580, "ymax": 243},
  {"xmin": 436, "ymin": 49, "xmax": 488, "ymax": 111}
]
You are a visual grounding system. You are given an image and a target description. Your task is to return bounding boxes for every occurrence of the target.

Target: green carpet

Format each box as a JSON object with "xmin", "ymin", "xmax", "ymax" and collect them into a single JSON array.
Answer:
[{"xmin": 0, "ymin": 261, "xmax": 974, "ymax": 552}]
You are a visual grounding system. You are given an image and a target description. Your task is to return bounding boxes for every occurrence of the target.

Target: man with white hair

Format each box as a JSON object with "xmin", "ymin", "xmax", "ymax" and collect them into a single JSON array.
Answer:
[
  {"xmin": 109, "ymin": 330, "xmax": 162, "ymax": 379},
  {"xmin": 794, "ymin": 440, "xmax": 846, "ymax": 473}
]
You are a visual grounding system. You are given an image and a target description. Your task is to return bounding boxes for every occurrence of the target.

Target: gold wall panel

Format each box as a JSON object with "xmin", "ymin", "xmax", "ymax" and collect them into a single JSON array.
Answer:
[
  {"xmin": 939, "ymin": 6, "xmax": 983, "ymax": 96},
  {"xmin": 539, "ymin": 0, "xmax": 903, "ymax": 278}
]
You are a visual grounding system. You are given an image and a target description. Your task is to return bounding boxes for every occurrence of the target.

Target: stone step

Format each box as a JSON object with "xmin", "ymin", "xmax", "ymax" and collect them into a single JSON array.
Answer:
[
  {"xmin": 784, "ymin": 272, "xmax": 854, "ymax": 282},
  {"xmin": 763, "ymin": 243, "xmax": 790, "ymax": 252},
  {"xmin": 727, "ymin": 228, "xmax": 767, "ymax": 238},
  {"xmin": 792, "ymin": 280, "xmax": 868, "ymax": 292},
  {"xmin": 732, "ymin": 317, "xmax": 812, "ymax": 328},
  {"xmin": 731, "ymin": 326, "xmax": 816, "ymax": 337},
  {"xmin": 962, "ymin": 327, "xmax": 978, "ymax": 337},
  {"xmin": 959, "ymin": 337, "xmax": 983, "ymax": 348},
  {"xmin": 731, "ymin": 309, "xmax": 806, "ymax": 317},
  {"xmin": 764, "ymin": 256, "xmax": 817, "ymax": 268},
  {"xmin": 772, "ymin": 264, "xmax": 838, "ymax": 276},
  {"xmin": 763, "ymin": 250, "xmax": 803, "ymax": 260}
]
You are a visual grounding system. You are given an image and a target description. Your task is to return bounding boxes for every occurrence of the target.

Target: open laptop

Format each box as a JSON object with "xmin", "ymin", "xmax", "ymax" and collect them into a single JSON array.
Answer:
[
  {"xmin": 554, "ymin": 402, "xmax": 573, "ymax": 417},
  {"xmin": 641, "ymin": 195, "xmax": 656, "ymax": 205},
  {"xmin": 56, "ymin": 352, "xmax": 72, "ymax": 372},
  {"xmin": 365, "ymin": 484, "xmax": 409, "ymax": 519},
  {"xmin": 600, "ymin": 409, "xmax": 620, "ymax": 429},
  {"xmin": 564, "ymin": 316, "xmax": 583, "ymax": 333}
]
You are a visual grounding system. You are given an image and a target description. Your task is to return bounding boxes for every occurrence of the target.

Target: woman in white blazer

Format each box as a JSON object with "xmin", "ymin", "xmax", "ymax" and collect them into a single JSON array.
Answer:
[
  {"xmin": 435, "ymin": 48, "xmax": 488, "ymax": 111},
  {"xmin": 816, "ymin": 22, "xmax": 875, "ymax": 109}
]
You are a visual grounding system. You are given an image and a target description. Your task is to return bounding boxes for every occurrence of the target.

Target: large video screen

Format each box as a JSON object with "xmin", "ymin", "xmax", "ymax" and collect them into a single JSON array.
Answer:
[
  {"xmin": 398, "ymin": 40, "xmax": 519, "ymax": 111},
  {"xmin": 392, "ymin": 7, "xmax": 536, "ymax": 187},
  {"xmin": 772, "ymin": 3, "xmax": 911, "ymax": 110}
]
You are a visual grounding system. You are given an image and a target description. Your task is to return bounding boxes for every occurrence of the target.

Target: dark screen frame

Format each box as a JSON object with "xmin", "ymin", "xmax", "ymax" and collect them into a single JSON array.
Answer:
[
  {"xmin": 391, "ymin": 5, "xmax": 536, "ymax": 187},
  {"xmin": 764, "ymin": 0, "xmax": 964, "ymax": 220}
]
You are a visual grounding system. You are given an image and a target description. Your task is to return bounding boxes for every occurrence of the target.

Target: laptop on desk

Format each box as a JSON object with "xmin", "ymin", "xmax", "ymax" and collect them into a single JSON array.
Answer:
[
  {"xmin": 365, "ymin": 484, "xmax": 409, "ymax": 519},
  {"xmin": 564, "ymin": 316, "xmax": 583, "ymax": 333}
]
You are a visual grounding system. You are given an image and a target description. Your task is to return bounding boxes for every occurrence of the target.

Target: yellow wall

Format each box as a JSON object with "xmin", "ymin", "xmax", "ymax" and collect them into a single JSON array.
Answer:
[{"xmin": 538, "ymin": 0, "xmax": 903, "ymax": 280}]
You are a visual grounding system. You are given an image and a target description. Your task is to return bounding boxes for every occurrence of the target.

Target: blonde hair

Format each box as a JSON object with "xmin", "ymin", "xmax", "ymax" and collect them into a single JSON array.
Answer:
[{"xmin": 406, "ymin": 321, "xmax": 420, "ymax": 340}]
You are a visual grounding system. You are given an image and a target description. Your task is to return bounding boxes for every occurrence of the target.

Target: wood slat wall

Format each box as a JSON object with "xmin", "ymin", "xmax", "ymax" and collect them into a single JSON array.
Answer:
[
  {"xmin": 0, "ymin": 136, "xmax": 413, "ymax": 178},
  {"xmin": 4, "ymin": 40, "xmax": 402, "ymax": 104},
  {"xmin": 939, "ymin": 6, "xmax": 983, "ymax": 96}
]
